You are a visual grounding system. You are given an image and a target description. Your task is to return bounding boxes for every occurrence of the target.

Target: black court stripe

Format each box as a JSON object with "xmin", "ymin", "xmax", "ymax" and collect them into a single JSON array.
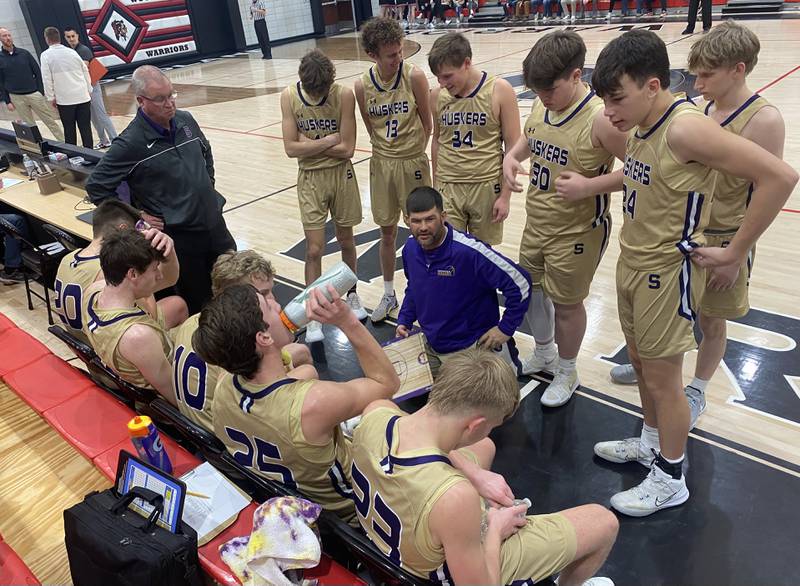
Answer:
[
  {"xmin": 222, "ymin": 156, "xmax": 372, "ymax": 214},
  {"xmin": 577, "ymin": 385, "xmax": 800, "ymax": 476}
]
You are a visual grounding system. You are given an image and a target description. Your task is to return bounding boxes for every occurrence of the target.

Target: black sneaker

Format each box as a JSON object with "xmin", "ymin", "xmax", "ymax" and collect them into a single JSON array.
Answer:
[
  {"xmin": 0, "ymin": 269, "xmax": 26, "ymax": 285},
  {"xmin": 681, "ymin": 27, "xmax": 694, "ymax": 34}
]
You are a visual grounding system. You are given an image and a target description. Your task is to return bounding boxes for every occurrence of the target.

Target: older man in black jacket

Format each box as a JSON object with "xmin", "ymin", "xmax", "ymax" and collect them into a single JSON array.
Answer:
[{"xmin": 86, "ymin": 65, "xmax": 235, "ymax": 313}]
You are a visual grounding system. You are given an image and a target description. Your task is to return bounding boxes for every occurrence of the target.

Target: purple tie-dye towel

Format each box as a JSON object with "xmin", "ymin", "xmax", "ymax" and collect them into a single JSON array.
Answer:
[{"xmin": 219, "ymin": 496, "xmax": 322, "ymax": 586}]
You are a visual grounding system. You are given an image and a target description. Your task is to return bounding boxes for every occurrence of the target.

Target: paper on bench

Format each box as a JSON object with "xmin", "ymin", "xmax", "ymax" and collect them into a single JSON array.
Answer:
[{"xmin": 180, "ymin": 462, "xmax": 251, "ymax": 546}]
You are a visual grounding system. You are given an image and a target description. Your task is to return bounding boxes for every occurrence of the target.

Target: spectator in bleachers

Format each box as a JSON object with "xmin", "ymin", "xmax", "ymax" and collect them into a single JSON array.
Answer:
[
  {"xmin": 605, "ymin": 0, "xmax": 629, "ymax": 18},
  {"xmin": 54, "ymin": 199, "xmax": 187, "ymax": 339},
  {"xmin": 170, "ymin": 250, "xmax": 312, "ymax": 432},
  {"xmin": 193, "ymin": 283, "xmax": 400, "ymax": 525},
  {"xmin": 81, "ymin": 229, "xmax": 183, "ymax": 403}
]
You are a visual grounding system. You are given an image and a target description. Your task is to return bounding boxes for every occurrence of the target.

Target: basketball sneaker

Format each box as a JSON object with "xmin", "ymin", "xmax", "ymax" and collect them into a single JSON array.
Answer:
[
  {"xmin": 371, "ymin": 293, "xmax": 398, "ymax": 323},
  {"xmin": 340, "ymin": 414, "xmax": 362, "ymax": 439},
  {"xmin": 521, "ymin": 347, "xmax": 558, "ymax": 375},
  {"xmin": 347, "ymin": 291, "xmax": 368, "ymax": 320},
  {"xmin": 540, "ymin": 367, "xmax": 579, "ymax": 407},
  {"xmin": 593, "ymin": 438, "xmax": 654, "ymax": 468},
  {"xmin": 610, "ymin": 463, "xmax": 689, "ymax": 517},
  {"xmin": 685, "ymin": 385, "xmax": 706, "ymax": 429},
  {"xmin": 305, "ymin": 320, "xmax": 324, "ymax": 343},
  {"xmin": 609, "ymin": 363, "xmax": 637, "ymax": 385}
]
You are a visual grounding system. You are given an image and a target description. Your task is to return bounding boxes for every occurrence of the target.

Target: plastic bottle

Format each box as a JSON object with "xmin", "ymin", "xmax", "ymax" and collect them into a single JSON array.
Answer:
[
  {"xmin": 22, "ymin": 154, "xmax": 36, "ymax": 177},
  {"xmin": 279, "ymin": 261, "xmax": 358, "ymax": 333},
  {"xmin": 127, "ymin": 415, "xmax": 173, "ymax": 474}
]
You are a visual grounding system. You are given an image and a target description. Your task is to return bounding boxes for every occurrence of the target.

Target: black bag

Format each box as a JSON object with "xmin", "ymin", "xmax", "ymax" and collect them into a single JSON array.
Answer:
[{"xmin": 64, "ymin": 486, "xmax": 203, "ymax": 586}]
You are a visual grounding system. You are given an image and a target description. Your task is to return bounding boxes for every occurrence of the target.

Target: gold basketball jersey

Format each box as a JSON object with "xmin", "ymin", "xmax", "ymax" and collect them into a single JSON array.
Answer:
[
  {"xmin": 83, "ymin": 289, "xmax": 173, "ymax": 388},
  {"xmin": 524, "ymin": 87, "xmax": 615, "ymax": 235},
  {"xmin": 213, "ymin": 374, "xmax": 356, "ymax": 522},
  {"xmin": 435, "ymin": 72, "xmax": 502, "ymax": 183},
  {"xmin": 171, "ymin": 313, "xmax": 219, "ymax": 431},
  {"xmin": 620, "ymin": 98, "xmax": 716, "ymax": 269},
  {"xmin": 350, "ymin": 406, "xmax": 468, "ymax": 579},
  {"xmin": 289, "ymin": 82, "xmax": 343, "ymax": 171},
  {"xmin": 704, "ymin": 94, "xmax": 770, "ymax": 232},
  {"xmin": 361, "ymin": 61, "xmax": 425, "ymax": 159},
  {"xmin": 54, "ymin": 249, "xmax": 101, "ymax": 334}
]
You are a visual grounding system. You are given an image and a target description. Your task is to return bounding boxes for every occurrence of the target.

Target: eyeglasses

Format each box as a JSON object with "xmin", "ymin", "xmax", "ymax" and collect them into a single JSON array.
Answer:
[{"xmin": 139, "ymin": 91, "xmax": 178, "ymax": 105}]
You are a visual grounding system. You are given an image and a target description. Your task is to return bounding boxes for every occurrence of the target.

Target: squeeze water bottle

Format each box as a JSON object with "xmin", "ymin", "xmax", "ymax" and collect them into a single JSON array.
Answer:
[
  {"xmin": 22, "ymin": 154, "xmax": 36, "ymax": 178},
  {"xmin": 279, "ymin": 261, "xmax": 358, "ymax": 334},
  {"xmin": 127, "ymin": 416, "xmax": 173, "ymax": 474}
]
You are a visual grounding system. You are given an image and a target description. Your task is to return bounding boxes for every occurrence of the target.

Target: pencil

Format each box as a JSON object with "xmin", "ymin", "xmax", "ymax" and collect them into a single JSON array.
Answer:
[{"xmin": 187, "ymin": 490, "xmax": 210, "ymax": 499}]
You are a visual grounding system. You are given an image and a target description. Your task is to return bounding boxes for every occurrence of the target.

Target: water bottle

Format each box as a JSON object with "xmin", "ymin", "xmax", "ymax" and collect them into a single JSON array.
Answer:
[
  {"xmin": 22, "ymin": 154, "xmax": 36, "ymax": 177},
  {"xmin": 279, "ymin": 261, "xmax": 358, "ymax": 333},
  {"xmin": 127, "ymin": 415, "xmax": 173, "ymax": 474}
]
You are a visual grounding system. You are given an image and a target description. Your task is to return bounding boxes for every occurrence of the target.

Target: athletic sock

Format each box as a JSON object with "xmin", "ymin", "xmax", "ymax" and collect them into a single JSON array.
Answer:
[
  {"xmin": 689, "ymin": 377, "xmax": 708, "ymax": 392},
  {"xmin": 558, "ymin": 356, "xmax": 577, "ymax": 374},
  {"xmin": 536, "ymin": 341, "xmax": 557, "ymax": 358},
  {"xmin": 383, "ymin": 280, "xmax": 395, "ymax": 296},
  {"xmin": 655, "ymin": 452, "xmax": 685, "ymax": 480},
  {"xmin": 640, "ymin": 423, "xmax": 660, "ymax": 453}
]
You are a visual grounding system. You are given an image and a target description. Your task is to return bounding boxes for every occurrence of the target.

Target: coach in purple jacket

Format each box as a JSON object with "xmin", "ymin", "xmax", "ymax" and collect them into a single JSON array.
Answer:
[{"xmin": 396, "ymin": 186, "xmax": 531, "ymax": 376}]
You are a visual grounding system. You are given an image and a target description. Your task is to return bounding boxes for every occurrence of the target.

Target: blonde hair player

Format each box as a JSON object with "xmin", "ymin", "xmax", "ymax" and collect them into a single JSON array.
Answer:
[
  {"xmin": 280, "ymin": 49, "xmax": 366, "ymax": 343},
  {"xmin": 428, "ymin": 32, "xmax": 521, "ymax": 246},
  {"xmin": 503, "ymin": 31, "xmax": 628, "ymax": 408},
  {"xmin": 350, "ymin": 348, "xmax": 618, "ymax": 585},
  {"xmin": 588, "ymin": 30, "xmax": 796, "ymax": 517},
  {"xmin": 609, "ymin": 21, "xmax": 786, "ymax": 429},
  {"xmin": 355, "ymin": 17, "xmax": 433, "ymax": 322}
]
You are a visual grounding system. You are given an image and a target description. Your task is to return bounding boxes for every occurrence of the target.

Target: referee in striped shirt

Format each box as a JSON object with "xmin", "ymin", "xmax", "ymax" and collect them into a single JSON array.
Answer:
[{"xmin": 250, "ymin": 0, "xmax": 272, "ymax": 59}]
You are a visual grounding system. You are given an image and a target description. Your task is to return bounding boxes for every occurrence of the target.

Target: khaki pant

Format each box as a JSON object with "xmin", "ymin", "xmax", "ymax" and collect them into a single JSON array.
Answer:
[{"xmin": 8, "ymin": 92, "xmax": 64, "ymax": 141}]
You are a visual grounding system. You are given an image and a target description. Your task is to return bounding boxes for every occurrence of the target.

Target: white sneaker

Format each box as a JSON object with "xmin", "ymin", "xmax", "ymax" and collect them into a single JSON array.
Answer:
[
  {"xmin": 571, "ymin": 14, "xmax": 577, "ymax": 21},
  {"xmin": 521, "ymin": 348, "xmax": 558, "ymax": 375},
  {"xmin": 685, "ymin": 385, "xmax": 707, "ymax": 429},
  {"xmin": 609, "ymin": 363, "xmax": 637, "ymax": 385},
  {"xmin": 581, "ymin": 579, "xmax": 615, "ymax": 586},
  {"xmin": 540, "ymin": 368, "xmax": 579, "ymax": 407},
  {"xmin": 605, "ymin": 11, "xmax": 612, "ymax": 19},
  {"xmin": 594, "ymin": 437, "xmax": 654, "ymax": 468},
  {"xmin": 371, "ymin": 293, "xmax": 398, "ymax": 322},
  {"xmin": 305, "ymin": 320, "xmax": 324, "ymax": 343},
  {"xmin": 610, "ymin": 464, "xmax": 689, "ymax": 517},
  {"xmin": 346, "ymin": 291, "xmax": 368, "ymax": 320},
  {"xmin": 340, "ymin": 414, "xmax": 362, "ymax": 439}
]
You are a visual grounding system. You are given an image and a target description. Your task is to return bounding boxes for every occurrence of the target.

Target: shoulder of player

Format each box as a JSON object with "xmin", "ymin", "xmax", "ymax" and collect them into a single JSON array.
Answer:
[
  {"xmin": 666, "ymin": 111, "xmax": 721, "ymax": 154},
  {"xmin": 742, "ymin": 103, "xmax": 784, "ymax": 140},
  {"xmin": 430, "ymin": 86, "xmax": 442, "ymax": 102},
  {"xmin": 429, "ymin": 478, "xmax": 481, "ymax": 533},
  {"xmin": 118, "ymin": 322, "xmax": 163, "ymax": 354}
]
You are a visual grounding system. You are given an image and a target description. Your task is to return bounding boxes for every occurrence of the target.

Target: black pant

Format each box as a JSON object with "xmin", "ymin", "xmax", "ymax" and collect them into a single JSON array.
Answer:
[
  {"xmin": 57, "ymin": 101, "xmax": 93, "ymax": 148},
  {"xmin": 686, "ymin": 0, "xmax": 711, "ymax": 30},
  {"xmin": 254, "ymin": 18, "xmax": 272, "ymax": 59},
  {"xmin": 162, "ymin": 218, "xmax": 236, "ymax": 314}
]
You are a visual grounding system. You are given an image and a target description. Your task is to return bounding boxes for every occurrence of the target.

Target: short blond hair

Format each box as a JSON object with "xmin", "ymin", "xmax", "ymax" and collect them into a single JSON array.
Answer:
[
  {"xmin": 428, "ymin": 348, "xmax": 519, "ymax": 421},
  {"xmin": 688, "ymin": 20, "xmax": 760, "ymax": 75},
  {"xmin": 428, "ymin": 33, "xmax": 472, "ymax": 76},
  {"xmin": 210, "ymin": 250, "xmax": 274, "ymax": 298}
]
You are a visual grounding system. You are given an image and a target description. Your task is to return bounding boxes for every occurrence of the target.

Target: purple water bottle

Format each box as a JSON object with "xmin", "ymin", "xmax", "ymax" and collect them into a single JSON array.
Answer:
[{"xmin": 127, "ymin": 416, "xmax": 173, "ymax": 474}]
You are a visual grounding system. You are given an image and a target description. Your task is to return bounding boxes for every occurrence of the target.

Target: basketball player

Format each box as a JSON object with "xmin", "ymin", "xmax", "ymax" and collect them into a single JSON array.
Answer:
[
  {"xmin": 608, "ymin": 22, "xmax": 786, "ymax": 429},
  {"xmin": 54, "ymin": 199, "xmax": 187, "ymax": 340},
  {"xmin": 170, "ymin": 250, "xmax": 312, "ymax": 431},
  {"xmin": 428, "ymin": 32, "xmax": 521, "ymax": 246},
  {"xmin": 503, "ymin": 31, "xmax": 628, "ymax": 407},
  {"xmin": 590, "ymin": 30, "xmax": 797, "ymax": 516},
  {"xmin": 351, "ymin": 348, "xmax": 617, "ymax": 585},
  {"xmin": 354, "ymin": 17, "xmax": 432, "ymax": 322},
  {"xmin": 280, "ymin": 49, "xmax": 366, "ymax": 343},
  {"xmin": 193, "ymin": 284, "xmax": 400, "ymax": 525},
  {"xmin": 82, "ymin": 230, "xmax": 182, "ymax": 403}
]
